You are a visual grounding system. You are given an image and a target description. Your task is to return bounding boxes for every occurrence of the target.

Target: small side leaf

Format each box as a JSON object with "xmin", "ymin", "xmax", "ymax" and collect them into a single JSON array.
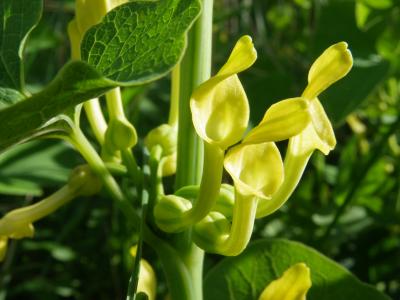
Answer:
[
  {"xmin": 0, "ymin": 61, "xmax": 116, "ymax": 152},
  {"xmin": 81, "ymin": 0, "xmax": 201, "ymax": 85},
  {"xmin": 0, "ymin": 0, "xmax": 42, "ymax": 92}
]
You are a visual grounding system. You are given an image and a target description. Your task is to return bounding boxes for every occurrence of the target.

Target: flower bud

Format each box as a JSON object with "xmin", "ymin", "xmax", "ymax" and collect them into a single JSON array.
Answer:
[
  {"xmin": 68, "ymin": 165, "xmax": 102, "ymax": 197},
  {"xmin": 145, "ymin": 124, "xmax": 177, "ymax": 157},
  {"xmin": 104, "ymin": 117, "xmax": 138, "ymax": 151},
  {"xmin": 160, "ymin": 153, "xmax": 177, "ymax": 177},
  {"xmin": 154, "ymin": 195, "xmax": 192, "ymax": 233},
  {"xmin": 193, "ymin": 212, "xmax": 230, "ymax": 252}
]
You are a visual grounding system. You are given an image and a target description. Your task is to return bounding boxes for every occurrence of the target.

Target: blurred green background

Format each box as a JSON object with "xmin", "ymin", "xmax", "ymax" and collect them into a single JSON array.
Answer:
[{"xmin": 0, "ymin": 0, "xmax": 399, "ymax": 299}]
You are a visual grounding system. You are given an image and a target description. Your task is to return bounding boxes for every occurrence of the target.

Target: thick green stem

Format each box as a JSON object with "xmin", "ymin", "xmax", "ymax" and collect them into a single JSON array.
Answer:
[
  {"xmin": 169, "ymin": 65, "xmax": 180, "ymax": 128},
  {"xmin": 173, "ymin": 0, "xmax": 214, "ymax": 299},
  {"xmin": 175, "ymin": 0, "xmax": 213, "ymax": 189}
]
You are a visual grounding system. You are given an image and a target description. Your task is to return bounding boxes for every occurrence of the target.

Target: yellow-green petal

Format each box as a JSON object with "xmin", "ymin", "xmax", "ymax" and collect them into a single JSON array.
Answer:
[
  {"xmin": 218, "ymin": 35, "xmax": 258, "ymax": 76},
  {"xmin": 0, "ymin": 237, "xmax": 8, "ymax": 262},
  {"xmin": 243, "ymin": 98, "xmax": 311, "ymax": 144},
  {"xmin": 190, "ymin": 36, "xmax": 257, "ymax": 149},
  {"xmin": 75, "ymin": 0, "xmax": 109, "ymax": 35},
  {"xmin": 258, "ymin": 263, "xmax": 312, "ymax": 300},
  {"xmin": 307, "ymin": 98, "xmax": 336, "ymax": 154},
  {"xmin": 302, "ymin": 42, "xmax": 353, "ymax": 99},
  {"xmin": 67, "ymin": 19, "xmax": 82, "ymax": 60},
  {"xmin": 224, "ymin": 142, "xmax": 284, "ymax": 199},
  {"xmin": 9, "ymin": 223, "xmax": 34, "ymax": 239}
]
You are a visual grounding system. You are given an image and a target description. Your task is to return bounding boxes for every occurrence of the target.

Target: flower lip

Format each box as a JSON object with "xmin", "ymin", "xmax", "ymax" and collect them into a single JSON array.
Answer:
[
  {"xmin": 224, "ymin": 142, "xmax": 284, "ymax": 199},
  {"xmin": 243, "ymin": 97, "xmax": 311, "ymax": 145},
  {"xmin": 302, "ymin": 41, "xmax": 353, "ymax": 100},
  {"xmin": 190, "ymin": 35, "xmax": 257, "ymax": 149}
]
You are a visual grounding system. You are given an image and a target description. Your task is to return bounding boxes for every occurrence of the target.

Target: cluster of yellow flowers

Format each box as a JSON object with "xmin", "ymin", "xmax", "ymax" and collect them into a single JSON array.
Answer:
[{"xmin": 154, "ymin": 36, "xmax": 353, "ymax": 257}]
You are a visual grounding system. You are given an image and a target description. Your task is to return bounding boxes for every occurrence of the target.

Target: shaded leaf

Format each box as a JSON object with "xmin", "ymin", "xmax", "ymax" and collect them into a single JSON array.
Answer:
[
  {"xmin": 204, "ymin": 239, "xmax": 389, "ymax": 300},
  {"xmin": 81, "ymin": 0, "xmax": 201, "ymax": 85},
  {"xmin": 0, "ymin": 0, "xmax": 42, "ymax": 92},
  {"xmin": 0, "ymin": 61, "xmax": 115, "ymax": 152},
  {"xmin": 0, "ymin": 140, "xmax": 81, "ymax": 196}
]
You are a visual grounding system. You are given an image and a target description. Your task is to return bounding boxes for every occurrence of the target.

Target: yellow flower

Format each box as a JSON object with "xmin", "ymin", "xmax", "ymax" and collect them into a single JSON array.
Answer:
[
  {"xmin": 258, "ymin": 263, "xmax": 312, "ymax": 300},
  {"xmin": 155, "ymin": 36, "xmax": 258, "ymax": 233},
  {"xmin": 194, "ymin": 142, "xmax": 284, "ymax": 256},
  {"xmin": 130, "ymin": 246, "xmax": 157, "ymax": 300},
  {"xmin": 224, "ymin": 142, "xmax": 284, "ymax": 201},
  {"xmin": 0, "ymin": 166, "xmax": 101, "ymax": 261},
  {"xmin": 244, "ymin": 42, "xmax": 353, "ymax": 218},
  {"xmin": 245, "ymin": 42, "xmax": 353, "ymax": 155},
  {"xmin": 190, "ymin": 35, "xmax": 257, "ymax": 150}
]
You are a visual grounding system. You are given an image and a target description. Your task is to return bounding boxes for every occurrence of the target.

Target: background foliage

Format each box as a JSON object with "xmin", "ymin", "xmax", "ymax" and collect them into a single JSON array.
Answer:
[{"xmin": 0, "ymin": 0, "xmax": 399, "ymax": 299}]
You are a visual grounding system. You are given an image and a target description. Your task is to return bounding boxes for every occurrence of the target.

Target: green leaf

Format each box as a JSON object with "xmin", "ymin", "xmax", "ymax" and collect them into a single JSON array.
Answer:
[
  {"xmin": 0, "ymin": 61, "xmax": 116, "ymax": 152},
  {"xmin": 359, "ymin": 0, "xmax": 393, "ymax": 9},
  {"xmin": 0, "ymin": 140, "xmax": 81, "ymax": 196},
  {"xmin": 81, "ymin": 0, "xmax": 201, "ymax": 85},
  {"xmin": 0, "ymin": 87, "xmax": 24, "ymax": 109},
  {"xmin": 204, "ymin": 239, "xmax": 390, "ymax": 300},
  {"xmin": 0, "ymin": 0, "xmax": 42, "ymax": 92}
]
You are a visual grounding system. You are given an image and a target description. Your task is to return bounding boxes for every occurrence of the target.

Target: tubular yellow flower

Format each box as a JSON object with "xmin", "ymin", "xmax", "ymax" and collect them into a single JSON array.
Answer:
[
  {"xmin": 155, "ymin": 36, "xmax": 257, "ymax": 233},
  {"xmin": 130, "ymin": 246, "xmax": 157, "ymax": 300},
  {"xmin": 258, "ymin": 263, "xmax": 312, "ymax": 300},
  {"xmin": 253, "ymin": 42, "xmax": 353, "ymax": 218},
  {"xmin": 190, "ymin": 35, "xmax": 257, "ymax": 150},
  {"xmin": 194, "ymin": 142, "xmax": 284, "ymax": 256},
  {"xmin": 0, "ymin": 166, "xmax": 101, "ymax": 261}
]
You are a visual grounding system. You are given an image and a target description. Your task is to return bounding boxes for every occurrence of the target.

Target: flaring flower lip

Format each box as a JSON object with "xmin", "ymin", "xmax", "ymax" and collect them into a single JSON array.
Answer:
[
  {"xmin": 224, "ymin": 142, "xmax": 284, "ymax": 199},
  {"xmin": 303, "ymin": 41, "xmax": 353, "ymax": 100},
  {"xmin": 190, "ymin": 35, "xmax": 257, "ymax": 150}
]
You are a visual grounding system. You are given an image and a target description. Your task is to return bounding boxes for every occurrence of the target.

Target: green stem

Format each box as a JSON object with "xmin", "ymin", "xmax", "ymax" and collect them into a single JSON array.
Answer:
[
  {"xmin": 121, "ymin": 148, "xmax": 142, "ymax": 186},
  {"xmin": 173, "ymin": 0, "xmax": 214, "ymax": 299},
  {"xmin": 69, "ymin": 127, "xmax": 140, "ymax": 230},
  {"xmin": 106, "ymin": 87, "xmax": 125, "ymax": 120},
  {"xmin": 83, "ymin": 99, "xmax": 107, "ymax": 145},
  {"xmin": 175, "ymin": 0, "xmax": 213, "ymax": 189}
]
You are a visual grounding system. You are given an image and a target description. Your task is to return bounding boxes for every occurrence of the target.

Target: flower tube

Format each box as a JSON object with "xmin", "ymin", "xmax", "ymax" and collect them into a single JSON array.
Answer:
[
  {"xmin": 0, "ymin": 165, "xmax": 101, "ymax": 261},
  {"xmin": 194, "ymin": 142, "xmax": 284, "ymax": 255}
]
